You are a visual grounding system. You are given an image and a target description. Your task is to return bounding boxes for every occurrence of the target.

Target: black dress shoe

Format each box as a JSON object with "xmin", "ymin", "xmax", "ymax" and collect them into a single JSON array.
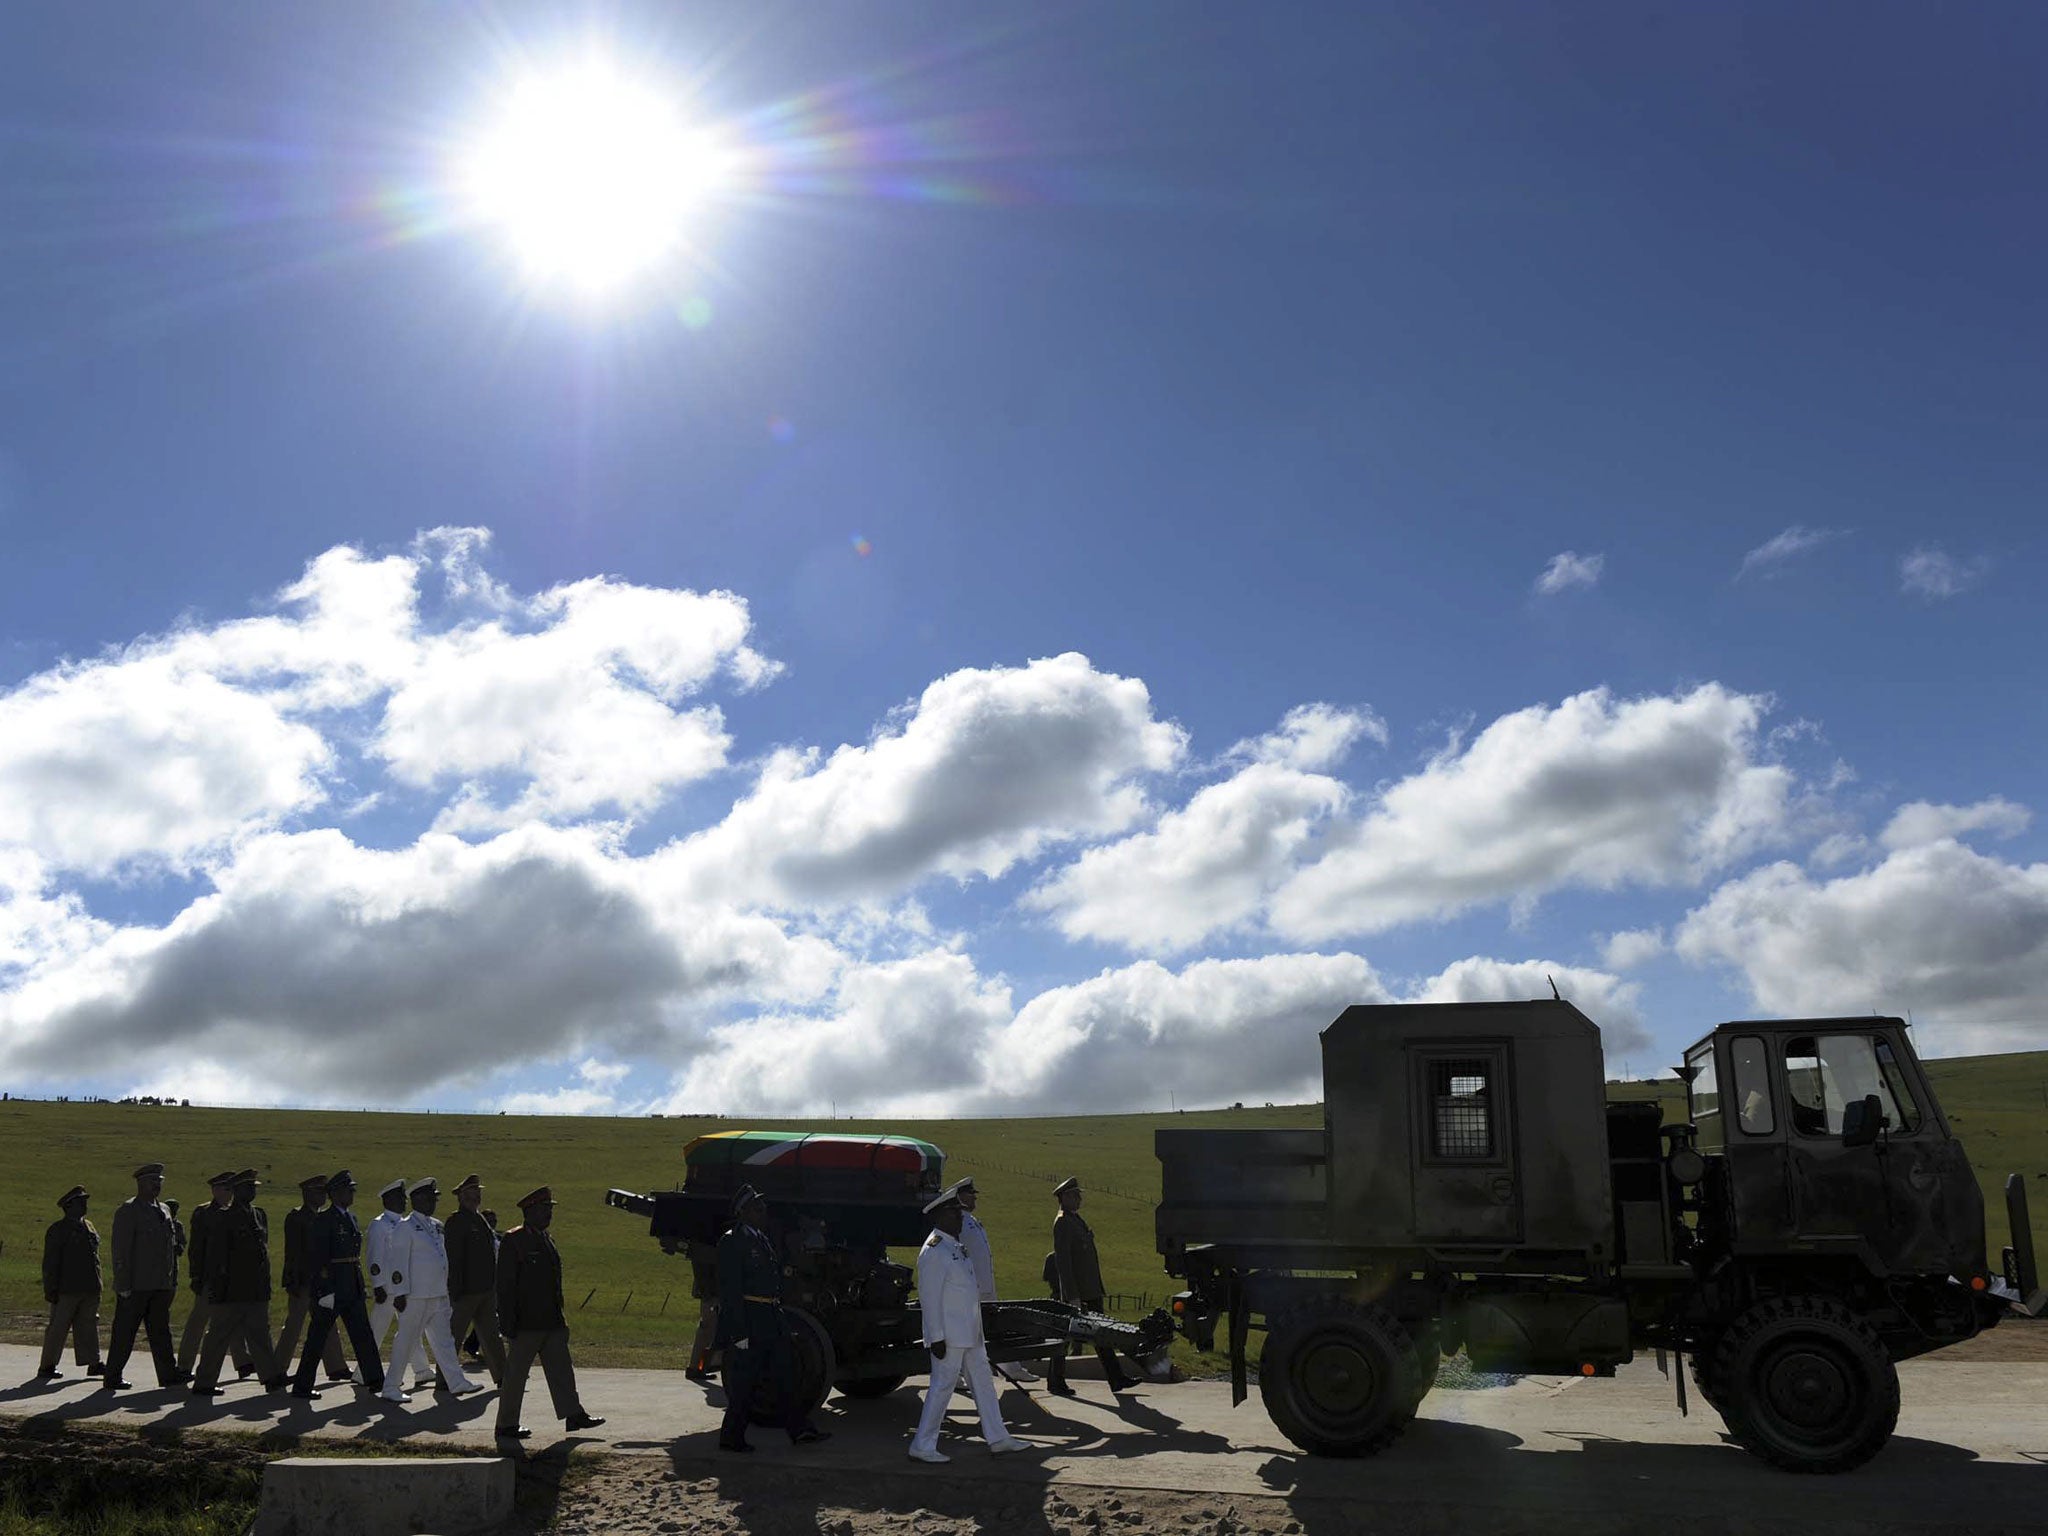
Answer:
[
  {"xmin": 190, "ymin": 1386, "xmax": 226, "ymax": 1398},
  {"xmin": 495, "ymin": 1426, "xmax": 532, "ymax": 1440},
  {"xmin": 164, "ymin": 1370, "xmax": 191, "ymax": 1387},
  {"xmin": 236, "ymin": 1366, "xmax": 257, "ymax": 1380},
  {"xmin": 792, "ymin": 1426, "xmax": 831, "ymax": 1445},
  {"xmin": 564, "ymin": 1411, "xmax": 607, "ymax": 1432},
  {"xmin": 34, "ymin": 1370, "xmax": 64, "ymax": 1382},
  {"xmin": 289, "ymin": 1386, "xmax": 322, "ymax": 1400},
  {"xmin": 85, "ymin": 1363, "xmax": 106, "ymax": 1377},
  {"xmin": 1047, "ymin": 1382, "xmax": 1076, "ymax": 1397},
  {"xmin": 98, "ymin": 1379, "xmax": 134, "ymax": 1391},
  {"xmin": 718, "ymin": 1438, "xmax": 754, "ymax": 1454},
  {"xmin": 684, "ymin": 1368, "xmax": 712, "ymax": 1384},
  {"xmin": 325, "ymin": 1373, "xmax": 356, "ymax": 1384}
]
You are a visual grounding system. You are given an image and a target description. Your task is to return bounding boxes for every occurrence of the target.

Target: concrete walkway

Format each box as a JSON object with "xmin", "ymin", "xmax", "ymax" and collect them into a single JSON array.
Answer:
[{"xmin": 3, "ymin": 1345, "xmax": 2043, "ymax": 1531}]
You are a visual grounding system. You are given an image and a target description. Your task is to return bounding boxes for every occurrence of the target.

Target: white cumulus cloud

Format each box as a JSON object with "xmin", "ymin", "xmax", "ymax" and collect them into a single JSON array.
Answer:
[
  {"xmin": 1270, "ymin": 685, "xmax": 1797, "ymax": 940},
  {"xmin": 1601, "ymin": 927, "xmax": 1667, "ymax": 970},
  {"xmin": 1900, "ymin": 545, "xmax": 1991, "ymax": 600},
  {"xmin": 1535, "ymin": 551, "xmax": 1604, "ymax": 596},
  {"xmin": 1879, "ymin": 797, "xmax": 2030, "ymax": 851},
  {"xmin": 1736, "ymin": 525, "xmax": 1845, "ymax": 582}
]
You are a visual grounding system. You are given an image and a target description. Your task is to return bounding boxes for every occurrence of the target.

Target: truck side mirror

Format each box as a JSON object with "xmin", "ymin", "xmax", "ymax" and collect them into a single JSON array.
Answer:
[{"xmin": 1842, "ymin": 1094, "xmax": 1886, "ymax": 1149}]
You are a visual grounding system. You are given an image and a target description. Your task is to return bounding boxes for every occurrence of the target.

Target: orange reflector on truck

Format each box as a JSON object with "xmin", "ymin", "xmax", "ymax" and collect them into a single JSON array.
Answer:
[
  {"xmin": 1580, "ymin": 1363, "xmax": 1596, "ymax": 1376},
  {"xmin": 1971, "ymin": 1275, "xmax": 1988, "ymax": 1291}
]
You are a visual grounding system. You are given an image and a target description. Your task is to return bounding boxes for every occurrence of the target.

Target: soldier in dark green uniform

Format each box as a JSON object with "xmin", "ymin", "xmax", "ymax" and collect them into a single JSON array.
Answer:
[
  {"xmin": 1046, "ymin": 1177, "xmax": 1135, "ymax": 1395},
  {"xmin": 37, "ymin": 1187, "xmax": 103, "ymax": 1380},
  {"xmin": 191, "ymin": 1172, "xmax": 287, "ymax": 1394},
  {"xmin": 276, "ymin": 1175, "xmax": 352, "ymax": 1384},
  {"xmin": 445, "ymin": 1173, "xmax": 506, "ymax": 1386},
  {"xmin": 290, "ymin": 1170, "xmax": 387, "ymax": 1399},
  {"xmin": 715, "ymin": 1186, "xmax": 830, "ymax": 1453},
  {"xmin": 104, "ymin": 1162, "xmax": 180, "ymax": 1389},
  {"xmin": 177, "ymin": 1172, "xmax": 251, "ymax": 1379},
  {"xmin": 493, "ymin": 1187, "xmax": 605, "ymax": 1442}
]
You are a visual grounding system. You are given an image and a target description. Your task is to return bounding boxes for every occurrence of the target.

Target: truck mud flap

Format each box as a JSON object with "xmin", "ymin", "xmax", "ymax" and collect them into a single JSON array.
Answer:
[{"xmin": 1228, "ymin": 1277, "xmax": 1249, "ymax": 1407}]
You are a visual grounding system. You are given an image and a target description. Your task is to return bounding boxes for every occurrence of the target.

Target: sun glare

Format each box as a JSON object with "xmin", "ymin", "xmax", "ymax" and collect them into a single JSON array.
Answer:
[{"xmin": 459, "ymin": 57, "xmax": 731, "ymax": 299}]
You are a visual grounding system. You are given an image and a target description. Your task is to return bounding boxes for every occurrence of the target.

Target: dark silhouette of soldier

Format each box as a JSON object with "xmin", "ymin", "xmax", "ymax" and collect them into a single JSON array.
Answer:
[
  {"xmin": 103, "ymin": 1163, "xmax": 180, "ymax": 1389},
  {"xmin": 276, "ymin": 1175, "xmax": 351, "ymax": 1383},
  {"xmin": 38, "ymin": 1187, "xmax": 103, "ymax": 1380},
  {"xmin": 289, "ymin": 1171, "xmax": 389, "ymax": 1399},
  {"xmin": 1046, "ymin": 1177, "xmax": 1135, "ymax": 1395},
  {"xmin": 192, "ymin": 1172, "xmax": 287, "ymax": 1394},
  {"xmin": 493, "ymin": 1187, "xmax": 605, "ymax": 1441},
  {"xmin": 715, "ymin": 1186, "xmax": 830, "ymax": 1453}
]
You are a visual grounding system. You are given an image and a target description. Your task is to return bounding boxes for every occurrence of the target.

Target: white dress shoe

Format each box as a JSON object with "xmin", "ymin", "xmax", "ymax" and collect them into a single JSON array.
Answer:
[
  {"xmin": 989, "ymin": 1437, "xmax": 1032, "ymax": 1454},
  {"xmin": 906, "ymin": 1446, "xmax": 951, "ymax": 1464}
]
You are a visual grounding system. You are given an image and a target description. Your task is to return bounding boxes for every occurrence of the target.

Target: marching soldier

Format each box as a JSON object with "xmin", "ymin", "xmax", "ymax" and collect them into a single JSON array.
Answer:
[
  {"xmin": 684, "ymin": 1237, "xmax": 721, "ymax": 1385},
  {"xmin": 366, "ymin": 1177, "xmax": 432, "ymax": 1389},
  {"xmin": 715, "ymin": 1186, "xmax": 829, "ymax": 1454},
  {"xmin": 37, "ymin": 1186, "xmax": 104, "ymax": 1381},
  {"xmin": 493, "ymin": 1187, "xmax": 605, "ymax": 1442},
  {"xmin": 103, "ymin": 1163, "xmax": 180, "ymax": 1389},
  {"xmin": 379, "ymin": 1177, "xmax": 478, "ymax": 1401},
  {"xmin": 191, "ymin": 1172, "xmax": 287, "ymax": 1395},
  {"xmin": 908, "ymin": 1184, "xmax": 1029, "ymax": 1463},
  {"xmin": 957, "ymin": 1178, "xmax": 1035, "ymax": 1385},
  {"xmin": 289, "ymin": 1171, "xmax": 389, "ymax": 1399},
  {"xmin": 177, "ymin": 1172, "xmax": 250, "ymax": 1380},
  {"xmin": 445, "ymin": 1174, "xmax": 506, "ymax": 1385},
  {"xmin": 1046, "ymin": 1177, "xmax": 1135, "ymax": 1395},
  {"xmin": 276, "ymin": 1175, "xmax": 351, "ymax": 1385}
]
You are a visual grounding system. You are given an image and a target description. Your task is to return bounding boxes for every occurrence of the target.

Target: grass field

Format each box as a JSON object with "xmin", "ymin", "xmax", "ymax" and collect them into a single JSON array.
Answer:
[{"xmin": 3, "ymin": 1045, "xmax": 2042, "ymax": 1373}]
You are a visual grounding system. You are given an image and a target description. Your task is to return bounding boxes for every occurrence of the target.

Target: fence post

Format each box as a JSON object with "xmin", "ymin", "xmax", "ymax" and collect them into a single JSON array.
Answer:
[{"xmin": 580, "ymin": 1288, "xmax": 596, "ymax": 1311}]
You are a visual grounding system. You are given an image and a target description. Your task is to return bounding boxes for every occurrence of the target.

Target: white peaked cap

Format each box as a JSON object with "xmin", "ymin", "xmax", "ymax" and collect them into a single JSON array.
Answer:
[{"xmin": 379, "ymin": 1177, "xmax": 407, "ymax": 1198}]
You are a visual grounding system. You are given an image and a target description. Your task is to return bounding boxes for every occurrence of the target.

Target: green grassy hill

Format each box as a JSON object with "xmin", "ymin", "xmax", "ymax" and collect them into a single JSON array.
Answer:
[{"xmin": 3, "ymin": 1046, "xmax": 2041, "ymax": 1371}]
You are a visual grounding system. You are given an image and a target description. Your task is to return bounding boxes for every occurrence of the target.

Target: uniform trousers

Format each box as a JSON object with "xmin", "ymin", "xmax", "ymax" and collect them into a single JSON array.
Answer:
[
  {"xmin": 104, "ymin": 1290, "xmax": 177, "ymax": 1384},
  {"xmin": 178, "ymin": 1296, "xmax": 249, "ymax": 1376},
  {"xmin": 275, "ymin": 1289, "xmax": 349, "ymax": 1380},
  {"xmin": 496, "ymin": 1327, "xmax": 586, "ymax": 1430},
  {"xmin": 447, "ymin": 1290, "xmax": 508, "ymax": 1383},
  {"xmin": 721, "ymin": 1324, "xmax": 802, "ymax": 1444},
  {"xmin": 381, "ymin": 1297, "xmax": 475, "ymax": 1399},
  {"xmin": 370, "ymin": 1297, "xmax": 434, "ymax": 1383},
  {"xmin": 293, "ymin": 1288, "xmax": 384, "ymax": 1394},
  {"xmin": 39, "ymin": 1292, "xmax": 101, "ymax": 1372},
  {"xmin": 195, "ymin": 1301, "xmax": 281, "ymax": 1389},
  {"xmin": 911, "ymin": 1342, "xmax": 1008, "ymax": 1454}
]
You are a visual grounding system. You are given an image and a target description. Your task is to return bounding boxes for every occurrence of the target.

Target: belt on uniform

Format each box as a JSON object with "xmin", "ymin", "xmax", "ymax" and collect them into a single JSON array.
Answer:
[{"xmin": 742, "ymin": 1294, "xmax": 778, "ymax": 1304}]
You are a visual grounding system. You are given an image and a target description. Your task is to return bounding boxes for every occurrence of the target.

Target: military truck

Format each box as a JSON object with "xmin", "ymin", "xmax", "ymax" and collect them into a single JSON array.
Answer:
[
  {"xmin": 608, "ymin": 1130, "xmax": 1172, "ymax": 1422},
  {"xmin": 1156, "ymin": 1000, "xmax": 2044, "ymax": 1473}
]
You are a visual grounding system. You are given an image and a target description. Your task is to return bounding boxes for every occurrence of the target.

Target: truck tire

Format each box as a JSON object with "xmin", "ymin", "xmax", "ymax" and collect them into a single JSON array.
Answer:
[
  {"xmin": 1258, "ymin": 1297, "xmax": 1414, "ymax": 1458},
  {"xmin": 730, "ymin": 1306, "xmax": 837, "ymax": 1427},
  {"xmin": 1713, "ymin": 1296, "xmax": 1899, "ymax": 1473},
  {"xmin": 835, "ymin": 1373, "xmax": 909, "ymax": 1400}
]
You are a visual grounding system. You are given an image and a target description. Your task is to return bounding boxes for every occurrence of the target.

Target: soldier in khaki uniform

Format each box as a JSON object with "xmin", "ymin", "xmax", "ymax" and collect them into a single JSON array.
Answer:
[
  {"xmin": 104, "ymin": 1163, "xmax": 180, "ymax": 1389},
  {"xmin": 38, "ymin": 1187, "xmax": 104, "ymax": 1380},
  {"xmin": 494, "ymin": 1187, "xmax": 605, "ymax": 1442},
  {"xmin": 1046, "ymin": 1177, "xmax": 1135, "ymax": 1395},
  {"xmin": 444, "ymin": 1174, "xmax": 506, "ymax": 1385},
  {"xmin": 276, "ymin": 1175, "xmax": 352, "ymax": 1384}
]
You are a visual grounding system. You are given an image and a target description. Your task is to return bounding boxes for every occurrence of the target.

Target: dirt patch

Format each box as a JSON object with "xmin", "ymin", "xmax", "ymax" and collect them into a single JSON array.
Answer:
[{"xmin": 1918, "ymin": 1315, "xmax": 2048, "ymax": 1363}]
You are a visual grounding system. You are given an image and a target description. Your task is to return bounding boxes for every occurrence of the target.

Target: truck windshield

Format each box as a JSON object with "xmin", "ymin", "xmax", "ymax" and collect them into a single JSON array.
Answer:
[{"xmin": 1783, "ymin": 1033, "xmax": 1922, "ymax": 1136}]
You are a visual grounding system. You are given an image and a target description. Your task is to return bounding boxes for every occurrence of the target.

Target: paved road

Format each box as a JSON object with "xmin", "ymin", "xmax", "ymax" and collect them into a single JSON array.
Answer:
[{"xmin": 3, "ymin": 1344, "xmax": 2042, "ymax": 1533}]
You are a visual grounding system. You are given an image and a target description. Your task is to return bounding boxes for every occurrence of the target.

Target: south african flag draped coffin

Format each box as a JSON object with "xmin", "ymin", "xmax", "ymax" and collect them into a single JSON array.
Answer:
[{"xmin": 650, "ymin": 1131, "xmax": 947, "ymax": 1249}]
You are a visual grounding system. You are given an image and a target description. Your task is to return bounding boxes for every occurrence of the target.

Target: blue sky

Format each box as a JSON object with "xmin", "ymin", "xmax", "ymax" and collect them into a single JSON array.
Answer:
[{"xmin": 1, "ymin": 3, "xmax": 2043, "ymax": 1115}]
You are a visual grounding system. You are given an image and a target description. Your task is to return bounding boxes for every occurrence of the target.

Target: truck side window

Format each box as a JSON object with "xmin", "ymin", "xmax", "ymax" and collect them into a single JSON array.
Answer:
[
  {"xmin": 1785, "ymin": 1033, "xmax": 1917, "ymax": 1136},
  {"xmin": 1687, "ymin": 1044, "xmax": 1723, "ymax": 1151},
  {"xmin": 1731, "ymin": 1036, "xmax": 1774, "ymax": 1134},
  {"xmin": 1783, "ymin": 1036, "xmax": 1830, "ymax": 1135},
  {"xmin": 1428, "ymin": 1060, "xmax": 1493, "ymax": 1159}
]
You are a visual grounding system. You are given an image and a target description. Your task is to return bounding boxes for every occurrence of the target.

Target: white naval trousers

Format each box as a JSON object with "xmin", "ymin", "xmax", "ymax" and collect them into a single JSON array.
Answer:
[
  {"xmin": 369, "ymin": 1296, "xmax": 434, "ymax": 1384},
  {"xmin": 910, "ymin": 1343, "xmax": 1009, "ymax": 1454},
  {"xmin": 378, "ymin": 1295, "xmax": 474, "ymax": 1399}
]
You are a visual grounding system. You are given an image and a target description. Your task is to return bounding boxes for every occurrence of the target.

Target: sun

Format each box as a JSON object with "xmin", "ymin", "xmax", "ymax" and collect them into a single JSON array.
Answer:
[{"xmin": 458, "ymin": 56, "xmax": 732, "ymax": 299}]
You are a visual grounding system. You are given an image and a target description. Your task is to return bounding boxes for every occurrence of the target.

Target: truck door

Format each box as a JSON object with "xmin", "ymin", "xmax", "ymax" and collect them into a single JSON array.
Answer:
[
  {"xmin": 1409, "ymin": 1044, "xmax": 1522, "ymax": 1244},
  {"xmin": 1781, "ymin": 1030, "xmax": 1933, "ymax": 1265}
]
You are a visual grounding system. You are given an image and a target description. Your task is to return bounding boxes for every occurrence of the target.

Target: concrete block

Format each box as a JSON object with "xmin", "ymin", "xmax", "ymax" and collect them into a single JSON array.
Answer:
[{"xmin": 251, "ymin": 1456, "xmax": 514, "ymax": 1536}]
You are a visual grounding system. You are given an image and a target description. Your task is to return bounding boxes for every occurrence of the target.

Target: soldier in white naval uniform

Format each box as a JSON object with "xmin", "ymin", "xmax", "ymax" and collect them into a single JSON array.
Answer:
[
  {"xmin": 955, "ymin": 1179, "xmax": 1036, "ymax": 1385},
  {"xmin": 379, "ymin": 1177, "xmax": 478, "ymax": 1401},
  {"xmin": 365, "ymin": 1178, "xmax": 433, "ymax": 1388},
  {"xmin": 908, "ymin": 1184, "xmax": 1030, "ymax": 1463}
]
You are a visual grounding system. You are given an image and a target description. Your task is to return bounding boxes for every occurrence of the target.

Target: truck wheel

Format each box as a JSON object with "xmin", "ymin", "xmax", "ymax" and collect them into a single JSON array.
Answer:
[
  {"xmin": 835, "ymin": 1374, "xmax": 908, "ymax": 1400},
  {"xmin": 1259, "ymin": 1298, "xmax": 1414, "ymax": 1458},
  {"xmin": 730, "ymin": 1307, "xmax": 838, "ymax": 1427},
  {"xmin": 1713, "ymin": 1297, "xmax": 1899, "ymax": 1473}
]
